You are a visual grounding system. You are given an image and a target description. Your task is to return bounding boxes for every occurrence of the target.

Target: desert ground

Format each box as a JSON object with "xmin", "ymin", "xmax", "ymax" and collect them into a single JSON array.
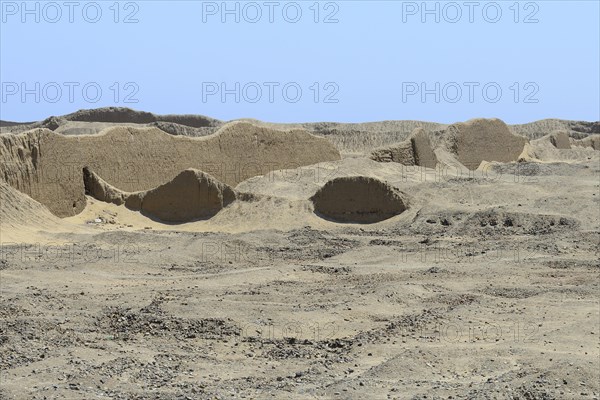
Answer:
[{"xmin": 0, "ymin": 108, "xmax": 599, "ymax": 399}]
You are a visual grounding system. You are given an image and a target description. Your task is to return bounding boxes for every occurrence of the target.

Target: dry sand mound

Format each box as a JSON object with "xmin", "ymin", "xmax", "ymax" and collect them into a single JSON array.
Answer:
[
  {"xmin": 517, "ymin": 132, "xmax": 600, "ymax": 163},
  {"xmin": 0, "ymin": 182, "xmax": 87, "ymax": 242},
  {"xmin": 310, "ymin": 176, "xmax": 408, "ymax": 223},
  {"xmin": 0, "ymin": 121, "xmax": 340, "ymax": 217},
  {"xmin": 84, "ymin": 167, "xmax": 236, "ymax": 222},
  {"xmin": 572, "ymin": 134, "xmax": 600, "ymax": 150},
  {"xmin": 370, "ymin": 127, "xmax": 438, "ymax": 168},
  {"xmin": 0, "ymin": 107, "xmax": 223, "ymax": 135},
  {"xmin": 0, "ymin": 182, "xmax": 58, "ymax": 227},
  {"xmin": 510, "ymin": 119, "xmax": 599, "ymax": 139},
  {"xmin": 441, "ymin": 118, "xmax": 528, "ymax": 170},
  {"xmin": 62, "ymin": 107, "xmax": 222, "ymax": 128}
]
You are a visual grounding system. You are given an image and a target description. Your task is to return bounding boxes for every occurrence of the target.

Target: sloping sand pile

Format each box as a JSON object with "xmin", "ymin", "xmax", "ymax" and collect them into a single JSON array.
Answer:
[
  {"xmin": 518, "ymin": 132, "xmax": 600, "ymax": 163},
  {"xmin": 62, "ymin": 107, "xmax": 221, "ymax": 127},
  {"xmin": 310, "ymin": 176, "xmax": 408, "ymax": 223},
  {"xmin": 84, "ymin": 168, "xmax": 236, "ymax": 222},
  {"xmin": 572, "ymin": 134, "xmax": 600, "ymax": 150},
  {"xmin": 0, "ymin": 121, "xmax": 340, "ymax": 217},
  {"xmin": 510, "ymin": 119, "xmax": 599, "ymax": 139},
  {"xmin": 0, "ymin": 182, "xmax": 58, "ymax": 227},
  {"xmin": 370, "ymin": 127, "xmax": 438, "ymax": 168},
  {"xmin": 440, "ymin": 118, "xmax": 528, "ymax": 170},
  {"xmin": 0, "ymin": 107, "xmax": 223, "ymax": 135},
  {"xmin": 0, "ymin": 182, "xmax": 86, "ymax": 241}
]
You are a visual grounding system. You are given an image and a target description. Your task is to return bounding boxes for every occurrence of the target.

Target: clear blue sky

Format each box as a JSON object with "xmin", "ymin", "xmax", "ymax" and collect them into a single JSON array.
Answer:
[{"xmin": 1, "ymin": 0, "xmax": 599, "ymax": 123}]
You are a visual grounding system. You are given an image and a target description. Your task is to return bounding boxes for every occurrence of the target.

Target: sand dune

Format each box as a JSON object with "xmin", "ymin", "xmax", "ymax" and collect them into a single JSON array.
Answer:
[{"xmin": 0, "ymin": 182, "xmax": 89, "ymax": 242}]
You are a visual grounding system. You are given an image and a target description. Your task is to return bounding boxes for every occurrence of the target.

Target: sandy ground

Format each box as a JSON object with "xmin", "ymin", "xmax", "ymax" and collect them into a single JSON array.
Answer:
[{"xmin": 1, "ymin": 154, "xmax": 599, "ymax": 399}]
